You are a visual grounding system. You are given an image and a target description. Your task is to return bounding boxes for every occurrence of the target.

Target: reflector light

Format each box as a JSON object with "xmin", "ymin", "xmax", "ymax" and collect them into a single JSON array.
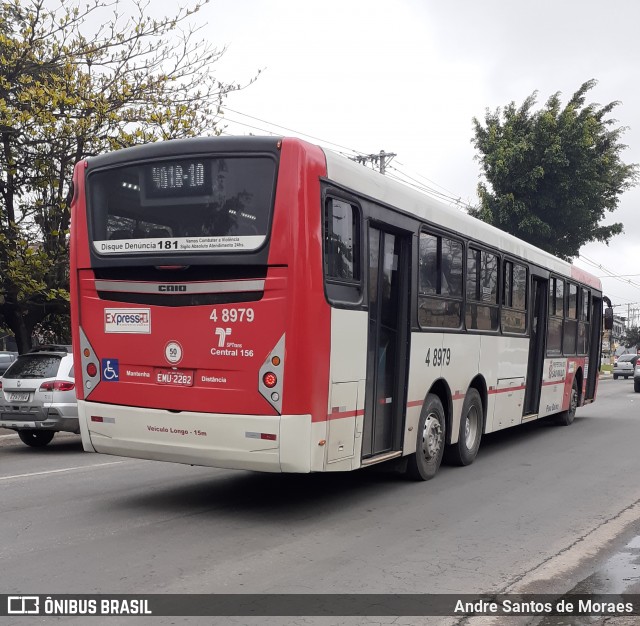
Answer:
[
  {"xmin": 263, "ymin": 372, "xmax": 277, "ymax": 388},
  {"xmin": 260, "ymin": 433, "xmax": 277, "ymax": 441},
  {"xmin": 83, "ymin": 348, "xmax": 90, "ymax": 357},
  {"xmin": 39, "ymin": 380, "xmax": 75, "ymax": 391},
  {"xmin": 0, "ymin": 381, "xmax": 2, "ymax": 389},
  {"xmin": 87, "ymin": 363, "xmax": 98, "ymax": 377},
  {"xmin": 91, "ymin": 416, "xmax": 104, "ymax": 422}
]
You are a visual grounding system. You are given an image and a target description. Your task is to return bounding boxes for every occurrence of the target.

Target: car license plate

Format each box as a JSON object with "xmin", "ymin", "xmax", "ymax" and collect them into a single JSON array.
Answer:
[
  {"xmin": 155, "ymin": 368, "xmax": 194, "ymax": 387},
  {"xmin": 8, "ymin": 392, "xmax": 29, "ymax": 402}
]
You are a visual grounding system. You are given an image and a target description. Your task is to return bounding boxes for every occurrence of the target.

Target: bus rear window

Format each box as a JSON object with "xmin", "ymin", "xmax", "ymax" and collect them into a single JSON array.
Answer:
[{"xmin": 88, "ymin": 156, "xmax": 277, "ymax": 255}]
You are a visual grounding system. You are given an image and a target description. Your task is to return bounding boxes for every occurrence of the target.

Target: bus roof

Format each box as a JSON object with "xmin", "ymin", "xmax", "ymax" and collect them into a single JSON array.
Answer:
[
  {"xmin": 322, "ymin": 146, "xmax": 601, "ymax": 291},
  {"xmin": 79, "ymin": 135, "xmax": 600, "ymax": 291}
]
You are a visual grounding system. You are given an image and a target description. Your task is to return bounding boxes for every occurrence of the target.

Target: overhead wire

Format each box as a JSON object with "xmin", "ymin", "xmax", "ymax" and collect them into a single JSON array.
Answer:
[
  {"xmin": 221, "ymin": 107, "xmax": 367, "ymax": 156},
  {"xmin": 221, "ymin": 106, "xmax": 472, "ymax": 208},
  {"xmin": 386, "ymin": 165, "xmax": 468, "ymax": 208},
  {"xmin": 220, "ymin": 107, "xmax": 639, "ymax": 302},
  {"xmin": 394, "ymin": 159, "xmax": 471, "ymax": 206}
]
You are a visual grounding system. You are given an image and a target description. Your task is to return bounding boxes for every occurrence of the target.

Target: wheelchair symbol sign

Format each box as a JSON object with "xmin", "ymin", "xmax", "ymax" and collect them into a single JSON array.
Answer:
[{"xmin": 101, "ymin": 358, "xmax": 120, "ymax": 382}]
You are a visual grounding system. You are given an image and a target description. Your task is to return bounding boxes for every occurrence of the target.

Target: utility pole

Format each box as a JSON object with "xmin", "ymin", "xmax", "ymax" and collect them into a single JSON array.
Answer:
[{"xmin": 351, "ymin": 150, "xmax": 397, "ymax": 175}]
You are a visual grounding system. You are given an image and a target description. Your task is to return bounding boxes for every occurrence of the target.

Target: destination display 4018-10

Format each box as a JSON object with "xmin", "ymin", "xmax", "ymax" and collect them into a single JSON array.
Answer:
[{"xmin": 144, "ymin": 160, "xmax": 212, "ymax": 199}]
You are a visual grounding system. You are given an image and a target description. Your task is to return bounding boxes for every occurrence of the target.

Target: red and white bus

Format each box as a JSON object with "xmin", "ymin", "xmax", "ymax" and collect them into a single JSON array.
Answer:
[{"xmin": 70, "ymin": 136, "xmax": 602, "ymax": 480}]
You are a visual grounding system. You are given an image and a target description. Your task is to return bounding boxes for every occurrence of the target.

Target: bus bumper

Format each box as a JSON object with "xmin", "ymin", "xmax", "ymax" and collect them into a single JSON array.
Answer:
[{"xmin": 78, "ymin": 401, "xmax": 316, "ymax": 473}]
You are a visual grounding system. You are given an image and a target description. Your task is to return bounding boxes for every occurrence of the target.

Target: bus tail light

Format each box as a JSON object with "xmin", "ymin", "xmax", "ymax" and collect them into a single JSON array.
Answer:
[
  {"xmin": 258, "ymin": 334, "xmax": 285, "ymax": 414},
  {"xmin": 79, "ymin": 326, "xmax": 100, "ymax": 397},
  {"xmin": 263, "ymin": 372, "xmax": 277, "ymax": 388}
]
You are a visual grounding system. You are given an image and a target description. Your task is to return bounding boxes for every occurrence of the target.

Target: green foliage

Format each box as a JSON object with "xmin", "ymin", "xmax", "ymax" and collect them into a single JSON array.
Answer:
[
  {"xmin": 623, "ymin": 326, "xmax": 640, "ymax": 349},
  {"xmin": 470, "ymin": 80, "xmax": 639, "ymax": 260},
  {"xmin": 0, "ymin": 0, "xmax": 256, "ymax": 351}
]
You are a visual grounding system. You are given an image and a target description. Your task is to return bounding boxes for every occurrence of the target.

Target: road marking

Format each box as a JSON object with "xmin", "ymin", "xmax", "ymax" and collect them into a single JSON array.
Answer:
[{"xmin": 0, "ymin": 460, "xmax": 127, "ymax": 481}]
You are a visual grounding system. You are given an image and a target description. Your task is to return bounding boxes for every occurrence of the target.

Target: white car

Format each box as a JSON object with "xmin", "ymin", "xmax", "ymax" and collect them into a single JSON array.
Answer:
[
  {"xmin": 612, "ymin": 354, "xmax": 639, "ymax": 380},
  {"xmin": 0, "ymin": 345, "xmax": 78, "ymax": 447}
]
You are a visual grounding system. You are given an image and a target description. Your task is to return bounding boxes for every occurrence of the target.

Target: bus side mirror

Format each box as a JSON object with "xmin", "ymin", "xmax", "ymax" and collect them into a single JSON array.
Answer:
[{"xmin": 604, "ymin": 307, "xmax": 614, "ymax": 330}]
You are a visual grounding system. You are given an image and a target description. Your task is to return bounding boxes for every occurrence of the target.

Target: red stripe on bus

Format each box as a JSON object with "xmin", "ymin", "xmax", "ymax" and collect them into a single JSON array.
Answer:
[
  {"xmin": 326, "ymin": 409, "xmax": 365, "ymax": 420},
  {"xmin": 491, "ymin": 385, "xmax": 527, "ymax": 394}
]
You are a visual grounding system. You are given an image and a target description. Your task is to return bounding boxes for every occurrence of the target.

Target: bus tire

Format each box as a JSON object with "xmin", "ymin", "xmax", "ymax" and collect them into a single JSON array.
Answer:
[
  {"xmin": 445, "ymin": 388, "xmax": 483, "ymax": 466},
  {"xmin": 406, "ymin": 394, "xmax": 446, "ymax": 481},
  {"xmin": 18, "ymin": 430, "xmax": 55, "ymax": 447},
  {"xmin": 555, "ymin": 378, "xmax": 578, "ymax": 426}
]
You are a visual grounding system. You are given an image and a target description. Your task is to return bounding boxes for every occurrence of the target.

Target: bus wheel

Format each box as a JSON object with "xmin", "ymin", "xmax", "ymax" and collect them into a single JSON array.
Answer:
[
  {"xmin": 406, "ymin": 394, "xmax": 446, "ymax": 481},
  {"xmin": 445, "ymin": 388, "xmax": 483, "ymax": 466},
  {"xmin": 18, "ymin": 430, "xmax": 55, "ymax": 447},
  {"xmin": 555, "ymin": 379, "xmax": 578, "ymax": 426}
]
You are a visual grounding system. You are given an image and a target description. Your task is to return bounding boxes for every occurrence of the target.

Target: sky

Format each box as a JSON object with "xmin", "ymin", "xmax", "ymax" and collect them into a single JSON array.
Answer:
[{"xmin": 166, "ymin": 0, "xmax": 640, "ymax": 324}]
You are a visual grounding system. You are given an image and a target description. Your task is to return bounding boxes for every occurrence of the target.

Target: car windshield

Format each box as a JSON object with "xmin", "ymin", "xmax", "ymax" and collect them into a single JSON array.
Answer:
[
  {"xmin": 3, "ymin": 355, "xmax": 61, "ymax": 379},
  {"xmin": 618, "ymin": 355, "xmax": 635, "ymax": 362}
]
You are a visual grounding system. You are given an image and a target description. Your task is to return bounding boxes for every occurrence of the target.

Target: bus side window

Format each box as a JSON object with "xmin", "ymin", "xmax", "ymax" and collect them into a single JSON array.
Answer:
[
  {"xmin": 323, "ymin": 197, "xmax": 362, "ymax": 305},
  {"xmin": 417, "ymin": 232, "xmax": 463, "ymax": 329},
  {"xmin": 465, "ymin": 247, "xmax": 499, "ymax": 331},
  {"xmin": 547, "ymin": 277, "xmax": 563, "ymax": 355},
  {"xmin": 564, "ymin": 283, "xmax": 578, "ymax": 355},
  {"xmin": 501, "ymin": 261, "xmax": 527, "ymax": 334}
]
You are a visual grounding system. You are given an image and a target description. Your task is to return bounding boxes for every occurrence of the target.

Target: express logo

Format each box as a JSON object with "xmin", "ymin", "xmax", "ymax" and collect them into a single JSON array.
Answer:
[
  {"xmin": 106, "ymin": 313, "xmax": 149, "ymax": 325},
  {"xmin": 104, "ymin": 308, "xmax": 151, "ymax": 334}
]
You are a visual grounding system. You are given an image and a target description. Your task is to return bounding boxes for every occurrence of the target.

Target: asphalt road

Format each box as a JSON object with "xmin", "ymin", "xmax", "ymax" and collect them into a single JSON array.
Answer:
[{"xmin": 1, "ymin": 377, "xmax": 639, "ymax": 625}]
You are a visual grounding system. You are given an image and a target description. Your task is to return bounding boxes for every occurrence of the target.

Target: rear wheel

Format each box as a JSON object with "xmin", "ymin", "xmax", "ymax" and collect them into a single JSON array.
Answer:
[
  {"xmin": 406, "ymin": 394, "xmax": 446, "ymax": 481},
  {"xmin": 555, "ymin": 379, "xmax": 578, "ymax": 426},
  {"xmin": 18, "ymin": 430, "xmax": 55, "ymax": 447},
  {"xmin": 634, "ymin": 380, "xmax": 640, "ymax": 393},
  {"xmin": 613, "ymin": 374, "xmax": 618, "ymax": 380},
  {"xmin": 445, "ymin": 388, "xmax": 483, "ymax": 466}
]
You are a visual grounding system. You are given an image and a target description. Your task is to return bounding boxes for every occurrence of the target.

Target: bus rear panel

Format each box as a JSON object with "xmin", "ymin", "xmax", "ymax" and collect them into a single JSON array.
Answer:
[{"xmin": 71, "ymin": 137, "xmax": 331, "ymax": 472}]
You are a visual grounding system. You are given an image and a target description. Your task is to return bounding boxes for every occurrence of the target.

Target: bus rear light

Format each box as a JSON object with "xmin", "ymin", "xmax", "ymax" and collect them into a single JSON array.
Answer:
[
  {"xmin": 258, "ymin": 334, "xmax": 285, "ymax": 413},
  {"xmin": 87, "ymin": 363, "xmax": 98, "ymax": 377},
  {"xmin": 40, "ymin": 381, "xmax": 75, "ymax": 391},
  {"xmin": 263, "ymin": 372, "xmax": 277, "ymax": 388}
]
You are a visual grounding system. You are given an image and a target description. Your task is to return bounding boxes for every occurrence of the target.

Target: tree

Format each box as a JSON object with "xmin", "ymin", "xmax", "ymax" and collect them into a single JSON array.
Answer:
[
  {"xmin": 470, "ymin": 80, "xmax": 639, "ymax": 260},
  {"xmin": 623, "ymin": 326, "xmax": 640, "ymax": 350},
  {"xmin": 0, "ymin": 0, "xmax": 256, "ymax": 352}
]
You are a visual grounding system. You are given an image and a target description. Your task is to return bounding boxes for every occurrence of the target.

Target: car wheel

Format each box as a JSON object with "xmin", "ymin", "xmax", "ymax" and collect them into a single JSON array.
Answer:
[
  {"xmin": 634, "ymin": 380, "xmax": 640, "ymax": 393},
  {"xmin": 406, "ymin": 394, "xmax": 446, "ymax": 481},
  {"xmin": 625, "ymin": 376, "xmax": 629, "ymax": 379},
  {"xmin": 18, "ymin": 430, "xmax": 55, "ymax": 447},
  {"xmin": 613, "ymin": 374, "xmax": 618, "ymax": 380},
  {"xmin": 444, "ymin": 388, "xmax": 483, "ymax": 466},
  {"xmin": 555, "ymin": 379, "xmax": 578, "ymax": 426}
]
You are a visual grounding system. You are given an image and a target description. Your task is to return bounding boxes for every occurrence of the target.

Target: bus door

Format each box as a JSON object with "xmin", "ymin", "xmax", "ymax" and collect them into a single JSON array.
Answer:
[
  {"xmin": 585, "ymin": 295, "xmax": 603, "ymax": 400},
  {"xmin": 523, "ymin": 275, "xmax": 548, "ymax": 417},
  {"xmin": 362, "ymin": 225, "xmax": 410, "ymax": 459}
]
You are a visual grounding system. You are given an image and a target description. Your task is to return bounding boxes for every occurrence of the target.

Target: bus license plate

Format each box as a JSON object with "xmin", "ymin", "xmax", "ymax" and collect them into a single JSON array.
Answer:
[
  {"xmin": 8, "ymin": 392, "xmax": 30, "ymax": 402},
  {"xmin": 155, "ymin": 369, "xmax": 194, "ymax": 387}
]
